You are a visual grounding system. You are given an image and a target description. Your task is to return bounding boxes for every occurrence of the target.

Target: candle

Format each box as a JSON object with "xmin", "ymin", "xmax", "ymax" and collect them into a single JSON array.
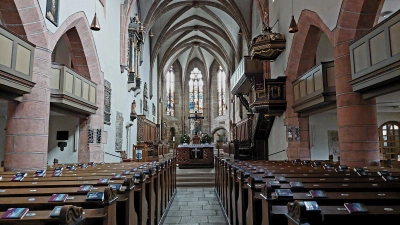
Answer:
[{"xmin": 172, "ymin": 137, "xmax": 175, "ymax": 142}]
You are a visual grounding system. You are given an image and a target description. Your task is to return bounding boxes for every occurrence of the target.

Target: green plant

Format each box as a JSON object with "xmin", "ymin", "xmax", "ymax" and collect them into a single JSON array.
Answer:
[
  {"xmin": 201, "ymin": 133, "xmax": 213, "ymax": 144},
  {"xmin": 180, "ymin": 134, "xmax": 191, "ymax": 144}
]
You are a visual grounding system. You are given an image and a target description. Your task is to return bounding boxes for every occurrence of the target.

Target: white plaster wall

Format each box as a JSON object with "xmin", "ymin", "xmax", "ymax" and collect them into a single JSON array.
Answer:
[
  {"xmin": 36, "ymin": 1, "xmax": 156, "ymax": 163},
  {"xmin": 309, "ymin": 111, "xmax": 338, "ymax": 160},
  {"xmin": 0, "ymin": 116, "xmax": 6, "ymax": 163},
  {"xmin": 47, "ymin": 115, "xmax": 79, "ymax": 165},
  {"xmin": 268, "ymin": 0, "xmax": 342, "ymax": 78},
  {"xmin": 316, "ymin": 33, "xmax": 334, "ymax": 65},
  {"xmin": 378, "ymin": 112, "xmax": 400, "ymax": 126},
  {"xmin": 268, "ymin": 114, "xmax": 288, "ymax": 160}
]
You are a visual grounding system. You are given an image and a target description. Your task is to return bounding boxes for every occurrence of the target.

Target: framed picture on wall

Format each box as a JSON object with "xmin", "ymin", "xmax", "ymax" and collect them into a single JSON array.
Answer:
[{"xmin": 46, "ymin": 0, "xmax": 60, "ymax": 26}]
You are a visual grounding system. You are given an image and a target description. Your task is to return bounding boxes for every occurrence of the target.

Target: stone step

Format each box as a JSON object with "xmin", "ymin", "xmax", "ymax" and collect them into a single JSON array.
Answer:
[
  {"xmin": 177, "ymin": 177, "xmax": 213, "ymax": 182},
  {"xmin": 176, "ymin": 181, "xmax": 215, "ymax": 187}
]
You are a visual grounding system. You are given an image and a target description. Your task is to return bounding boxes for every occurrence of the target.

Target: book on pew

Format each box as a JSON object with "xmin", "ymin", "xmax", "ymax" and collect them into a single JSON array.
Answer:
[
  {"xmin": 11, "ymin": 176, "xmax": 24, "ymax": 181},
  {"xmin": 263, "ymin": 172, "xmax": 274, "ymax": 178},
  {"xmin": 357, "ymin": 171, "xmax": 368, "ymax": 176},
  {"xmin": 78, "ymin": 164, "xmax": 87, "ymax": 169},
  {"xmin": 122, "ymin": 170, "xmax": 131, "ymax": 175},
  {"xmin": 267, "ymin": 181, "xmax": 281, "ymax": 188},
  {"xmin": 309, "ymin": 190, "xmax": 327, "ymax": 198},
  {"xmin": 302, "ymin": 160, "xmax": 311, "ymax": 165},
  {"xmin": 304, "ymin": 201, "xmax": 321, "ymax": 212},
  {"xmin": 88, "ymin": 162, "xmax": 97, "ymax": 167},
  {"xmin": 100, "ymin": 162, "xmax": 105, "ymax": 165},
  {"xmin": 275, "ymin": 189, "xmax": 293, "ymax": 198},
  {"xmin": 323, "ymin": 163, "xmax": 333, "ymax": 169},
  {"xmin": 253, "ymin": 176, "xmax": 264, "ymax": 183},
  {"xmin": 335, "ymin": 167, "xmax": 344, "ymax": 172},
  {"xmin": 52, "ymin": 171, "xmax": 62, "ymax": 177},
  {"xmin": 54, "ymin": 167, "xmax": 63, "ymax": 171},
  {"xmin": 97, "ymin": 178, "xmax": 109, "ymax": 184},
  {"xmin": 353, "ymin": 167, "xmax": 364, "ymax": 173},
  {"xmin": 275, "ymin": 176, "xmax": 287, "ymax": 182},
  {"xmin": 78, "ymin": 185, "xmax": 93, "ymax": 192},
  {"xmin": 312, "ymin": 161, "xmax": 321, "ymax": 167},
  {"xmin": 377, "ymin": 170, "xmax": 390, "ymax": 176},
  {"xmin": 35, "ymin": 170, "xmax": 46, "ymax": 177},
  {"xmin": 66, "ymin": 165, "xmax": 76, "ymax": 171},
  {"xmin": 49, "ymin": 206, "xmax": 63, "ymax": 218},
  {"xmin": 382, "ymin": 175, "xmax": 394, "ymax": 181},
  {"xmin": 338, "ymin": 165, "xmax": 348, "ymax": 170},
  {"xmin": 131, "ymin": 168, "xmax": 138, "ymax": 172},
  {"xmin": 1, "ymin": 208, "xmax": 29, "ymax": 219},
  {"xmin": 86, "ymin": 192, "xmax": 104, "ymax": 201},
  {"xmin": 14, "ymin": 172, "xmax": 27, "ymax": 178},
  {"xmin": 109, "ymin": 184, "xmax": 123, "ymax": 191},
  {"xmin": 48, "ymin": 194, "xmax": 69, "ymax": 202},
  {"xmin": 0, "ymin": 176, "xmax": 2, "ymax": 181},
  {"xmin": 289, "ymin": 181, "xmax": 304, "ymax": 188},
  {"xmin": 111, "ymin": 174, "xmax": 122, "ymax": 179},
  {"xmin": 344, "ymin": 203, "xmax": 369, "ymax": 213}
]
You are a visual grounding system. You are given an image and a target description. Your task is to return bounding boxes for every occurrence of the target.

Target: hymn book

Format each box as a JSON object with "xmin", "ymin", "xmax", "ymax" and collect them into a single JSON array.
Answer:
[
  {"xmin": 275, "ymin": 176, "xmax": 287, "ymax": 182},
  {"xmin": 275, "ymin": 189, "xmax": 293, "ymax": 198},
  {"xmin": 109, "ymin": 184, "xmax": 123, "ymax": 191},
  {"xmin": 78, "ymin": 185, "xmax": 93, "ymax": 192},
  {"xmin": 377, "ymin": 171, "xmax": 389, "ymax": 176},
  {"xmin": 344, "ymin": 203, "xmax": 369, "ymax": 213},
  {"xmin": 86, "ymin": 192, "xmax": 104, "ymax": 201},
  {"xmin": 97, "ymin": 178, "xmax": 109, "ymax": 184},
  {"xmin": 49, "ymin": 206, "xmax": 63, "ymax": 218},
  {"xmin": 48, "ymin": 194, "xmax": 68, "ymax": 202},
  {"xmin": 289, "ymin": 181, "xmax": 304, "ymax": 188},
  {"xmin": 111, "ymin": 174, "xmax": 121, "ymax": 179},
  {"xmin": 11, "ymin": 176, "xmax": 24, "ymax": 181},
  {"xmin": 304, "ymin": 201, "xmax": 321, "ymax": 212},
  {"xmin": 267, "ymin": 181, "xmax": 281, "ymax": 187},
  {"xmin": 263, "ymin": 172, "xmax": 274, "ymax": 178},
  {"xmin": 309, "ymin": 190, "xmax": 327, "ymax": 198},
  {"xmin": 52, "ymin": 171, "xmax": 62, "ymax": 177},
  {"xmin": 1, "ymin": 208, "xmax": 29, "ymax": 219}
]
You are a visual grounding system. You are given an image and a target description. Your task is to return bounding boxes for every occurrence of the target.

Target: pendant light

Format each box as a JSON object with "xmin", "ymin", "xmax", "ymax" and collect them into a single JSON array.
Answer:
[
  {"xmin": 288, "ymin": 0, "xmax": 298, "ymax": 33},
  {"xmin": 90, "ymin": 0, "xmax": 100, "ymax": 31}
]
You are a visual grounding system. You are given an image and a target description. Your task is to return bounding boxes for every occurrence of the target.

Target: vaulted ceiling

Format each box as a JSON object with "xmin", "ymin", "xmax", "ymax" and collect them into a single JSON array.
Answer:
[{"xmin": 135, "ymin": 0, "xmax": 256, "ymax": 82}]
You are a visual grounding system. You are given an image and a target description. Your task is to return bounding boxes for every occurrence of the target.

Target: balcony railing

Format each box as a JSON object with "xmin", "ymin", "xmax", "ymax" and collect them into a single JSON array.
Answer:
[
  {"xmin": 230, "ymin": 56, "xmax": 263, "ymax": 95},
  {"xmin": 350, "ymin": 9, "xmax": 400, "ymax": 98},
  {"xmin": 50, "ymin": 64, "xmax": 98, "ymax": 115},
  {"xmin": 0, "ymin": 24, "xmax": 35, "ymax": 99},
  {"xmin": 292, "ymin": 62, "xmax": 336, "ymax": 116}
]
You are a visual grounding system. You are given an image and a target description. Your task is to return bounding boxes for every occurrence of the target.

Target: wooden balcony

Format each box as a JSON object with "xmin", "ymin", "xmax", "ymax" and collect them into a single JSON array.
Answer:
[
  {"xmin": 0, "ymin": 24, "xmax": 35, "ymax": 101},
  {"xmin": 292, "ymin": 62, "xmax": 336, "ymax": 116},
  {"xmin": 50, "ymin": 64, "xmax": 98, "ymax": 117},
  {"xmin": 230, "ymin": 56, "xmax": 264, "ymax": 95},
  {"xmin": 350, "ymin": 9, "xmax": 400, "ymax": 99}
]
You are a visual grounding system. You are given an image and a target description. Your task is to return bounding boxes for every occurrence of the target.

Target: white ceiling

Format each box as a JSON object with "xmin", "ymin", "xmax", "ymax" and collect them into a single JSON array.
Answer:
[{"xmin": 378, "ymin": 0, "xmax": 400, "ymax": 23}]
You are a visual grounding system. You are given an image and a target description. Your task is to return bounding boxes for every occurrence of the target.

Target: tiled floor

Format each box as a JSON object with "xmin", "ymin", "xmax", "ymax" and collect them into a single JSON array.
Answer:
[{"xmin": 162, "ymin": 187, "xmax": 227, "ymax": 225}]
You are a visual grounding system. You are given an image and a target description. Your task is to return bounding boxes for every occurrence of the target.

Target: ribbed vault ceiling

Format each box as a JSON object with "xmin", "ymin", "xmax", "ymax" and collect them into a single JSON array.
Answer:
[{"xmin": 135, "ymin": 0, "xmax": 253, "ymax": 81}]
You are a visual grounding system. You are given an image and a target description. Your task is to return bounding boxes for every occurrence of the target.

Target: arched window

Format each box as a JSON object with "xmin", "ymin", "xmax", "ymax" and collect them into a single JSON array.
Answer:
[
  {"xmin": 189, "ymin": 67, "xmax": 203, "ymax": 113},
  {"xmin": 165, "ymin": 66, "xmax": 174, "ymax": 116},
  {"xmin": 218, "ymin": 66, "xmax": 226, "ymax": 115},
  {"xmin": 379, "ymin": 121, "xmax": 400, "ymax": 160}
]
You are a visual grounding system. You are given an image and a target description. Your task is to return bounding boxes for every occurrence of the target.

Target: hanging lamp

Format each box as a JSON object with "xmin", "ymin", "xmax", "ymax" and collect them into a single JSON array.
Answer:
[
  {"xmin": 90, "ymin": 0, "xmax": 100, "ymax": 31},
  {"xmin": 288, "ymin": 0, "xmax": 298, "ymax": 33}
]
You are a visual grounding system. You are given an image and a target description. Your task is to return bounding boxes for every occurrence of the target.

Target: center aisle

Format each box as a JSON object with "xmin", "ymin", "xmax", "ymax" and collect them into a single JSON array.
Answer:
[{"xmin": 162, "ymin": 187, "xmax": 227, "ymax": 225}]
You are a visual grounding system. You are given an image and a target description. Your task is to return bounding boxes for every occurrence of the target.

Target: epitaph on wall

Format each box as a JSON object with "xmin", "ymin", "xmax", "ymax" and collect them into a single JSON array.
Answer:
[
  {"xmin": 104, "ymin": 80, "xmax": 111, "ymax": 125},
  {"xmin": 115, "ymin": 112, "xmax": 124, "ymax": 152}
]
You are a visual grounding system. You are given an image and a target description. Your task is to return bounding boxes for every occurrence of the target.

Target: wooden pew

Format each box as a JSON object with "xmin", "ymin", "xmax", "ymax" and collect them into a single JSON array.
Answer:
[
  {"xmin": 285, "ymin": 200, "xmax": 400, "ymax": 225},
  {"xmin": 0, "ymin": 205, "xmax": 86, "ymax": 225}
]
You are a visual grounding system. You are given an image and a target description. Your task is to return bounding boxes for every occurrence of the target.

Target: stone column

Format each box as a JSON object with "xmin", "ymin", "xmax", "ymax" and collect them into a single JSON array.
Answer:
[
  {"xmin": 4, "ymin": 48, "xmax": 51, "ymax": 171},
  {"xmin": 334, "ymin": 42, "xmax": 379, "ymax": 167},
  {"xmin": 284, "ymin": 77, "xmax": 311, "ymax": 161}
]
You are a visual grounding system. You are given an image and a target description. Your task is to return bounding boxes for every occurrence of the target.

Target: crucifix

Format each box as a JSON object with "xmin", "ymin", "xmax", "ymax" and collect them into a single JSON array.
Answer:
[
  {"xmin": 192, "ymin": 147, "xmax": 201, "ymax": 159},
  {"xmin": 188, "ymin": 111, "xmax": 204, "ymax": 135}
]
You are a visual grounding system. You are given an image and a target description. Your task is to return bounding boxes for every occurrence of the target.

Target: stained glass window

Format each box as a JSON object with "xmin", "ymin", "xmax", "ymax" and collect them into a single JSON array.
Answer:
[
  {"xmin": 218, "ymin": 66, "xmax": 226, "ymax": 115},
  {"xmin": 189, "ymin": 68, "xmax": 203, "ymax": 113},
  {"xmin": 166, "ymin": 66, "xmax": 174, "ymax": 116}
]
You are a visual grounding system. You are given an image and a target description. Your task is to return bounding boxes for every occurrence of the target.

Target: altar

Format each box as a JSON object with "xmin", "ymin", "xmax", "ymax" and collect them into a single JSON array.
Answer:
[{"xmin": 176, "ymin": 143, "xmax": 214, "ymax": 168}]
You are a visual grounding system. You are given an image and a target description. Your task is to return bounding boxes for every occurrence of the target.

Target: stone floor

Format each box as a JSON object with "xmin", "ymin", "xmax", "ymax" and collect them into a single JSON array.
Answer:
[{"xmin": 162, "ymin": 187, "xmax": 227, "ymax": 225}]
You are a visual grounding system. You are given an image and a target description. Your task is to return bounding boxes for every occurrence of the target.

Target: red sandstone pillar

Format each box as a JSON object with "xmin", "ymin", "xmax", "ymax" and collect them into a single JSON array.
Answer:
[
  {"xmin": 334, "ymin": 43, "xmax": 379, "ymax": 167},
  {"xmin": 285, "ymin": 79, "xmax": 310, "ymax": 160},
  {"xmin": 4, "ymin": 48, "xmax": 51, "ymax": 171}
]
